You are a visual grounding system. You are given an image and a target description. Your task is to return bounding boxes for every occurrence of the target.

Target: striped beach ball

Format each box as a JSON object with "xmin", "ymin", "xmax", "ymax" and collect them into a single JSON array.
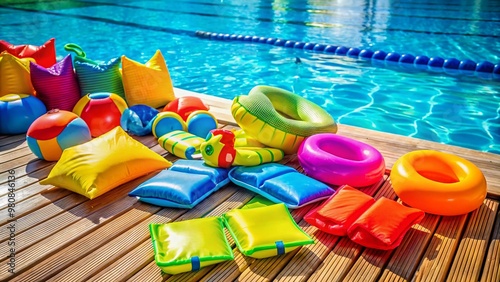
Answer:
[
  {"xmin": 26, "ymin": 109, "xmax": 91, "ymax": 161},
  {"xmin": 73, "ymin": 92, "xmax": 128, "ymax": 137}
]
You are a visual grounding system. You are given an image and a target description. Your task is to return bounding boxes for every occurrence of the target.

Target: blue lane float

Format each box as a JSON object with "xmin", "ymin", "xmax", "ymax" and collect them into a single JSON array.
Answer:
[{"xmin": 195, "ymin": 30, "xmax": 500, "ymax": 80}]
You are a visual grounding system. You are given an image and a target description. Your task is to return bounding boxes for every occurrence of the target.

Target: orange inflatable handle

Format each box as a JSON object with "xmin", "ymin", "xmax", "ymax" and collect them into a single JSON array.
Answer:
[{"xmin": 390, "ymin": 150, "xmax": 487, "ymax": 216}]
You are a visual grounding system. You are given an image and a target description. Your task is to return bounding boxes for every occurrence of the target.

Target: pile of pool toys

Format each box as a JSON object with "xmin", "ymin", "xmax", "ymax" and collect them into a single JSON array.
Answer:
[{"xmin": 0, "ymin": 38, "xmax": 488, "ymax": 275}]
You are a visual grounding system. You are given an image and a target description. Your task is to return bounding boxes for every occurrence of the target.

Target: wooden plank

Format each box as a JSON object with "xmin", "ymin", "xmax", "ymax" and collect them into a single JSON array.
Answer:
[
  {"xmin": 88, "ymin": 187, "xmax": 254, "ymax": 281},
  {"xmin": 0, "ymin": 178, "xmax": 144, "ymax": 281},
  {"xmin": 447, "ymin": 199, "xmax": 498, "ymax": 282},
  {"xmin": 480, "ymin": 205, "xmax": 500, "ymax": 282},
  {"xmin": 46, "ymin": 186, "xmax": 243, "ymax": 281},
  {"xmin": 10, "ymin": 202, "xmax": 163, "ymax": 282},
  {"xmin": 0, "ymin": 192, "xmax": 85, "ymax": 243},
  {"xmin": 380, "ymin": 213, "xmax": 440, "ymax": 281},
  {"xmin": 411, "ymin": 215, "xmax": 468, "ymax": 282}
]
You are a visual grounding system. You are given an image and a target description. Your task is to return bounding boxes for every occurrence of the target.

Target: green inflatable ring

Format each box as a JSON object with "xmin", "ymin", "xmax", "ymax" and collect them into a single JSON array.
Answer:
[{"xmin": 231, "ymin": 85, "xmax": 337, "ymax": 154}]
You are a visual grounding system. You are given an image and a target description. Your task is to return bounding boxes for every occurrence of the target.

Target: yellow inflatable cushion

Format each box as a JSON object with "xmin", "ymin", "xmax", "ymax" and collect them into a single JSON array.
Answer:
[
  {"xmin": 40, "ymin": 126, "xmax": 172, "ymax": 199},
  {"xmin": 149, "ymin": 217, "xmax": 234, "ymax": 275},
  {"xmin": 121, "ymin": 50, "xmax": 175, "ymax": 108},
  {"xmin": 0, "ymin": 52, "xmax": 35, "ymax": 97},
  {"xmin": 222, "ymin": 203, "xmax": 314, "ymax": 258}
]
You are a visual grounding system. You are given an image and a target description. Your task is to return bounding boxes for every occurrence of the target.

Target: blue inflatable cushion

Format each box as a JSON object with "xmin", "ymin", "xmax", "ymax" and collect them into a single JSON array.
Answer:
[
  {"xmin": 129, "ymin": 159, "xmax": 230, "ymax": 208},
  {"xmin": 228, "ymin": 163, "xmax": 335, "ymax": 209}
]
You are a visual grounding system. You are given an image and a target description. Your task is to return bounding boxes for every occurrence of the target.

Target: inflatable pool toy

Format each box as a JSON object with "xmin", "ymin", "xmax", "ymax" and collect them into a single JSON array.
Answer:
[
  {"xmin": 120, "ymin": 104, "xmax": 159, "ymax": 136},
  {"xmin": 26, "ymin": 109, "xmax": 92, "ymax": 161},
  {"xmin": 228, "ymin": 163, "xmax": 335, "ymax": 209},
  {"xmin": 152, "ymin": 110, "xmax": 217, "ymax": 138},
  {"xmin": 64, "ymin": 43, "xmax": 125, "ymax": 99},
  {"xmin": 347, "ymin": 197, "xmax": 424, "ymax": 250},
  {"xmin": 73, "ymin": 92, "xmax": 128, "ymax": 137},
  {"xmin": 129, "ymin": 159, "xmax": 230, "ymax": 208},
  {"xmin": 231, "ymin": 85, "xmax": 337, "ymax": 154},
  {"xmin": 158, "ymin": 129, "xmax": 264, "ymax": 160},
  {"xmin": 40, "ymin": 127, "xmax": 172, "ymax": 199},
  {"xmin": 149, "ymin": 217, "xmax": 234, "ymax": 274},
  {"xmin": 298, "ymin": 133, "xmax": 385, "ymax": 187},
  {"xmin": 121, "ymin": 50, "xmax": 175, "ymax": 108},
  {"xmin": 304, "ymin": 185, "xmax": 375, "ymax": 236},
  {"xmin": 222, "ymin": 203, "xmax": 314, "ymax": 258},
  {"xmin": 0, "ymin": 38, "xmax": 56, "ymax": 68},
  {"xmin": 30, "ymin": 54, "xmax": 81, "ymax": 111},
  {"xmin": 158, "ymin": 130, "xmax": 205, "ymax": 159},
  {"xmin": 200, "ymin": 129, "xmax": 284, "ymax": 168},
  {"xmin": 304, "ymin": 185, "xmax": 424, "ymax": 250},
  {"xmin": 390, "ymin": 150, "xmax": 487, "ymax": 216},
  {"xmin": 0, "ymin": 94, "xmax": 46, "ymax": 134},
  {"xmin": 163, "ymin": 96, "xmax": 209, "ymax": 121},
  {"xmin": 0, "ymin": 52, "xmax": 35, "ymax": 97}
]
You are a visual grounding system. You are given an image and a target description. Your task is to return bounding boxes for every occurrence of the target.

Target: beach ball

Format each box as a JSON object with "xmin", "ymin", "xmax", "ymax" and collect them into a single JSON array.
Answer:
[
  {"xmin": 26, "ymin": 109, "xmax": 92, "ymax": 161},
  {"xmin": 0, "ymin": 94, "xmax": 46, "ymax": 134},
  {"xmin": 73, "ymin": 92, "xmax": 128, "ymax": 137}
]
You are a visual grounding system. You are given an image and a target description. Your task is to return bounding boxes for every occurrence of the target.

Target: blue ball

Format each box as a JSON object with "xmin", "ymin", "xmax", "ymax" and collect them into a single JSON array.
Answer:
[
  {"xmin": 372, "ymin": 50, "xmax": 388, "ymax": 60},
  {"xmin": 266, "ymin": 38, "xmax": 277, "ymax": 44},
  {"xmin": 476, "ymin": 61, "xmax": 495, "ymax": 73},
  {"xmin": 385, "ymin": 52, "xmax": 401, "ymax": 62},
  {"xmin": 428, "ymin": 57, "xmax": 445, "ymax": 68},
  {"xmin": 324, "ymin": 45, "xmax": 338, "ymax": 53},
  {"xmin": 294, "ymin": 42, "xmax": 306, "ymax": 49},
  {"xmin": 347, "ymin": 48, "xmax": 361, "ymax": 57},
  {"xmin": 284, "ymin": 41, "xmax": 296, "ymax": 48},
  {"xmin": 443, "ymin": 58, "xmax": 460, "ymax": 69},
  {"xmin": 120, "ymin": 104, "xmax": 159, "ymax": 136},
  {"xmin": 303, "ymin": 43, "xmax": 316, "ymax": 50},
  {"xmin": 274, "ymin": 39, "xmax": 286, "ymax": 46},
  {"xmin": 399, "ymin": 54, "xmax": 416, "ymax": 64},
  {"xmin": 335, "ymin": 46, "xmax": 349, "ymax": 55},
  {"xmin": 313, "ymin": 44, "xmax": 327, "ymax": 52},
  {"xmin": 359, "ymin": 49, "xmax": 374, "ymax": 59}
]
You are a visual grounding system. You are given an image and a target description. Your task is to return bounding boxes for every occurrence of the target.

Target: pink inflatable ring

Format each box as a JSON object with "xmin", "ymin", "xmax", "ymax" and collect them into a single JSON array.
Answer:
[{"xmin": 298, "ymin": 133, "xmax": 385, "ymax": 187}]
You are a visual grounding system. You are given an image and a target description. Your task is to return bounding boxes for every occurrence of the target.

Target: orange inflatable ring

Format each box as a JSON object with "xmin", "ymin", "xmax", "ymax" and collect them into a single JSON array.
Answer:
[{"xmin": 390, "ymin": 150, "xmax": 486, "ymax": 216}]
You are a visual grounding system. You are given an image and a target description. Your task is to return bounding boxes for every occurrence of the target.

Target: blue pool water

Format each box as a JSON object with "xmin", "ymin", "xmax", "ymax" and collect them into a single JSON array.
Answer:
[{"xmin": 1, "ymin": 0, "xmax": 499, "ymax": 153}]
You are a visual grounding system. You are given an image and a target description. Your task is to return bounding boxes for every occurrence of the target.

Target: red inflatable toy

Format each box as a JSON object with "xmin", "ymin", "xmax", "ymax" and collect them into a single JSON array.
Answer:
[
  {"xmin": 163, "ymin": 96, "xmax": 209, "ymax": 121},
  {"xmin": 0, "ymin": 38, "xmax": 56, "ymax": 68}
]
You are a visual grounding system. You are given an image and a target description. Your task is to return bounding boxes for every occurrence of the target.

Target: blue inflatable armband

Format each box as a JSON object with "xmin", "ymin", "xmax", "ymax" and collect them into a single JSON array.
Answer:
[
  {"xmin": 228, "ymin": 163, "xmax": 335, "ymax": 209},
  {"xmin": 129, "ymin": 159, "xmax": 230, "ymax": 208}
]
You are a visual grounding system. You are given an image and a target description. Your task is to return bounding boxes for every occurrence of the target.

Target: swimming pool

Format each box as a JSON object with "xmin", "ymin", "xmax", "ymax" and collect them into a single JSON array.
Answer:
[{"xmin": 1, "ymin": 0, "xmax": 499, "ymax": 154}]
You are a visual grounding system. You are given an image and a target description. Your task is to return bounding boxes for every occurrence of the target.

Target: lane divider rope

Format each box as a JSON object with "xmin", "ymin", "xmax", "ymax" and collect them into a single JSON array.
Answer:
[{"xmin": 195, "ymin": 30, "xmax": 500, "ymax": 80}]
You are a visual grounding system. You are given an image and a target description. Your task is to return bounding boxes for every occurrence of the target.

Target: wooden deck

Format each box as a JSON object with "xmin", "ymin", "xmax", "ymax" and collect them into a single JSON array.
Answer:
[{"xmin": 1, "ymin": 88, "xmax": 499, "ymax": 282}]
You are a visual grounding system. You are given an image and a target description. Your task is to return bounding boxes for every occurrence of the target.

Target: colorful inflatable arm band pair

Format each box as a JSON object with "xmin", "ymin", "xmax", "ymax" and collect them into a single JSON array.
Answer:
[
  {"xmin": 152, "ymin": 109, "xmax": 218, "ymax": 139},
  {"xmin": 149, "ymin": 217, "xmax": 233, "ymax": 275},
  {"xmin": 304, "ymin": 185, "xmax": 425, "ymax": 250},
  {"xmin": 229, "ymin": 163, "xmax": 335, "ymax": 208},
  {"xmin": 129, "ymin": 159, "xmax": 230, "ymax": 208},
  {"xmin": 390, "ymin": 150, "xmax": 487, "ymax": 216},
  {"xmin": 231, "ymin": 85, "xmax": 337, "ymax": 154},
  {"xmin": 200, "ymin": 129, "xmax": 284, "ymax": 168},
  {"xmin": 149, "ymin": 203, "xmax": 313, "ymax": 275}
]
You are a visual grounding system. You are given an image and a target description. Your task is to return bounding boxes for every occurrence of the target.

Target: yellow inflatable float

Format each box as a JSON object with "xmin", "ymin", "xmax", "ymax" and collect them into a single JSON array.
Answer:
[{"xmin": 231, "ymin": 85, "xmax": 338, "ymax": 154}]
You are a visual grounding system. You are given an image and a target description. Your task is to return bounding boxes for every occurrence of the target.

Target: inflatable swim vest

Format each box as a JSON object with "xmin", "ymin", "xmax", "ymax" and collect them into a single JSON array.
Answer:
[{"xmin": 231, "ymin": 85, "xmax": 337, "ymax": 154}]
